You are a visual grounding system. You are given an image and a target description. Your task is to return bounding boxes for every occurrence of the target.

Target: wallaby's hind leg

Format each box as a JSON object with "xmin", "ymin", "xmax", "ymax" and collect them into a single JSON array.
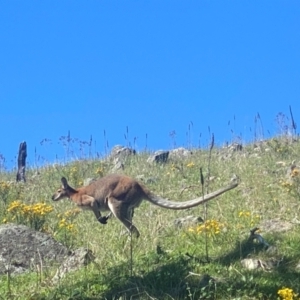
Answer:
[{"xmin": 107, "ymin": 197, "xmax": 140, "ymax": 238}]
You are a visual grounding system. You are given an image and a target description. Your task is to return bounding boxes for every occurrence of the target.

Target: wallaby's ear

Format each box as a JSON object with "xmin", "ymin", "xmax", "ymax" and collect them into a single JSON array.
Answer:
[{"xmin": 61, "ymin": 177, "xmax": 69, "ymax": 188}]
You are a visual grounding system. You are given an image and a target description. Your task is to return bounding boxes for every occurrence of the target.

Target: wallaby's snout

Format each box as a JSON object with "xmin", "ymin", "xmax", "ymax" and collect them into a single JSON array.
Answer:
[
  {"xmin": 52, "ymin": 188, "xmax": 65, "ymax": 201},
  {"xmin": 52, "ymin": 177, "xmax": 77, "ymax": 201}
]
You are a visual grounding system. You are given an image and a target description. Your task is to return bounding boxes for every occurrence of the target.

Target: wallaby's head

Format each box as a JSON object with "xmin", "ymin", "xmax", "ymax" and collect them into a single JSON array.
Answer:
[{"xmin": 52, "ymin": 177, "xmax": 76, "ymax": 201}]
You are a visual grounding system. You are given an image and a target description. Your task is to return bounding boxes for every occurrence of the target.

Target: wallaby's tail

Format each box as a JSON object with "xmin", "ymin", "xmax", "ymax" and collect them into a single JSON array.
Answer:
[{"xmin": 144, "ymin": 181, "xmax": 238, "ymax": 210}]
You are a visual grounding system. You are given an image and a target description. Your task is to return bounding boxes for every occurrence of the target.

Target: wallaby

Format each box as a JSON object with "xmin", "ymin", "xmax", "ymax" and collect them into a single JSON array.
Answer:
[{"xmin": 52, "ymin": 174, "xmax": 238, "ymax": 237}]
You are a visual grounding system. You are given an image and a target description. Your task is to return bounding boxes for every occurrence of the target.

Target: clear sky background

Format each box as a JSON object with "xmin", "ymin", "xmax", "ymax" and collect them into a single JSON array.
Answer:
[{"xmin": 0, "ymin": 1, "xmax": 299, "ymax": 170}]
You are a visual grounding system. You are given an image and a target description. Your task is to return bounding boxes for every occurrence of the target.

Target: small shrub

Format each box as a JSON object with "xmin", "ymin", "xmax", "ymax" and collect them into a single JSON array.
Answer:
[{"xmin": 5, "ymin": 200, "xmax": 53, "ymax": 231}]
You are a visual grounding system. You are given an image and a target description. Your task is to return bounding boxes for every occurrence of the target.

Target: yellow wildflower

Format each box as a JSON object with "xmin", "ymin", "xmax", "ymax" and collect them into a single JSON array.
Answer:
[
  {"xmin": 189, "ymin": 219, "xmax": 224, "ymax": 236},
  {"xmin": 95, "ymin": 167, "xmax": 103, "ymax": 175},
  {"xmin": 186, "ymin": 162, "xmax": 195, "ymax": 168},
  {"xmin": 7, "ymin": 201, "xmax": 24, "ymax": 213},
  {"xmin": 278, "ymin": 287, "xmax": 298, "ymax": 300},
  {"xmin": 239, "ymin": 211, "xmax": 251, "ymax": 218}
]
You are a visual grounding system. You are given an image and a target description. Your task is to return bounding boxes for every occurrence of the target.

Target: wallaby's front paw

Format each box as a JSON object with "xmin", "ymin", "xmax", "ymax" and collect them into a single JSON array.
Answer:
[{"xmin": 98, "ymin": 216, "xmax": 109, "ymax": 224}]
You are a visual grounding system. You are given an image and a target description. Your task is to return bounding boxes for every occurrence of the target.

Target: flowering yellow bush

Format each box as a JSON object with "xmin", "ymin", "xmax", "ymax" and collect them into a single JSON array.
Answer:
[
  {"xmin": 237, "ymin": 210, "xmax": 260, "ymax": 228},
  {"xmin": 239, "ymin": 211, "xmax": 251, "ymax": 218},
  {"xmin": 0, "ymin": 180, "xmax": 11, "ymax": 192},
  {"xmin": 67, "ymin": 164, "xmax": 83, "ymax": 186},
  {"xmin": 6, "ymin": 200, "xmax": 53, "ymax": 231},
  {"xmin": 186, "ymin": 162, "xmax": 195, "ymax": 168},
  {"xmin": 63, "ymin": 207, "xmax": 81, "ymax": 218},
  {"xmin": 0, "ymin": 180, "xmax": 11, "ymax": 203},
  {"xmin": 280, "ymin": 167, "xmax": 300, "ymax": 198},
  {"xmin": 58, "ymin": 218, "xmax": 76, "ymax": 232},
  {"xmin": 278, "ymin": 287, "xmax": 298, "ymax": 300},
  {"xmin": 166, "ymin": 163, "xmax": 178, "ymax": 176},
  {"xmin": 56, "ymin": 208, "xmax": 80, "ymax": 233},
  {"xmin": 7, "ymin": 200, "xmax": 22, "ymax": 212},
  {"xmin": 70, "ymin": 166, "xmax": 78, "ymax": 176},
  {"xmin": 54, "ymin": 208, "xmax": 80, "ymax": 247},
  {"xmin": 7, "ymin": 201, "xmax": 53, "ymax": 215},
  {"xmin": 95, "ymin": 167, "xmax": 104, "ymax": 175},
  {"xmin": 188, "ymin": 219, "xmax": 224, "ymax": 236},
  {"xmin": 23, "ymin": 202, "xmax": 53, "ymax": 216}
]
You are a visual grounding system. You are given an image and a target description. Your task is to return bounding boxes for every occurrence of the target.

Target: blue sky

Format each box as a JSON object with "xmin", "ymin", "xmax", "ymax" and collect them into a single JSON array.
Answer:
[{"xmin": 0, "ymin": 1, "xmax": 299, "ymax": 169}]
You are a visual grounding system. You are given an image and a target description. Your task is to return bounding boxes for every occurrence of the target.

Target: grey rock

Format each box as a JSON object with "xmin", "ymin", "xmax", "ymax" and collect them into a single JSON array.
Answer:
[
  {"xmin": 174, "ymin": 215, "xmax": 204, "ymax": 228},
  {"xmin": 169, "ymin": 147, "xmax": 192, "ymax": 159},
  {"xmin": 110, "ymin": 145, "xmax": 136, "ymax": 160},
  {"xmin": 0, "ymin": 224, "xmax": 70, "ymax": 275},
  {"xmin": 147, "ymin": 150, "xmax": 169, "ymax": 163},
  {"xmin": 225, "ymin": 143, "xmax": 243, "ymax": 152},
  {"xmin": 52, "ymin": 247, "xmax": 95, "ymax": 283},
  {"xmin": 111, "ymin": 158, "xmax": 125, "ymax": 172}
]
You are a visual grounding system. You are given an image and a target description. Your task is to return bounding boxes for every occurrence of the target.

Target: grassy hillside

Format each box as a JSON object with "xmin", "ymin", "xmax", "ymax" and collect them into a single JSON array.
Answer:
[{"xmin": 1, "ymin": 136, "xmax": 300, "ymax": 299}]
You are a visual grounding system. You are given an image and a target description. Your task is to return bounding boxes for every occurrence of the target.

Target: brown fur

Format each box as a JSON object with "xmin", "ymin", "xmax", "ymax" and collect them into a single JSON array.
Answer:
[{"xmin": 52, "ymin": 174, "xmax": 238, "ymax": 237}]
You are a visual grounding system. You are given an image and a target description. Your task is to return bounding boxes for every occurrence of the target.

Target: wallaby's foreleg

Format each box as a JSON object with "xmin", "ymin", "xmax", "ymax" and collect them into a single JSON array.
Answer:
[
  {"xmin": 90, "ymin": 201, "xmax": 112, "ymax": 224},
  {"xmin": 98, "ymin": 212, "xmax": 113, "ymax": 224}
]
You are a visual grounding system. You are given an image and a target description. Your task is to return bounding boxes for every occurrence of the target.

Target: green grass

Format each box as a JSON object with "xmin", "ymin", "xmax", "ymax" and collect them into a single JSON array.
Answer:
[{"xmin": 1, "ymin": 136, "xmax": 300, "ymax": 299}]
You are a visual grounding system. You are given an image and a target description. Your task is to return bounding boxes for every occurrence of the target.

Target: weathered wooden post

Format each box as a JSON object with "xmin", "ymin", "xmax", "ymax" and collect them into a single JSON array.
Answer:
[{"xmin": 16, "ymin": 141, "xmax": 27, "ymax": 182}]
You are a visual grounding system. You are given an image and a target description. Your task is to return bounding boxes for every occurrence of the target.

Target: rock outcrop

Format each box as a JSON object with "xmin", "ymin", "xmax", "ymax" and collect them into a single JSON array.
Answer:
[{"xmin": 0, "ymin": 224, "xmax": 93, "ymax": 279}]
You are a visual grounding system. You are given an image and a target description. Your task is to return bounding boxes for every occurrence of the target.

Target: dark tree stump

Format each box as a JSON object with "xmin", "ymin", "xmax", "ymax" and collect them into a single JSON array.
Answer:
[{"xmin": 16, "ymin": 141, "xmax": 27, "ymax": 182}]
